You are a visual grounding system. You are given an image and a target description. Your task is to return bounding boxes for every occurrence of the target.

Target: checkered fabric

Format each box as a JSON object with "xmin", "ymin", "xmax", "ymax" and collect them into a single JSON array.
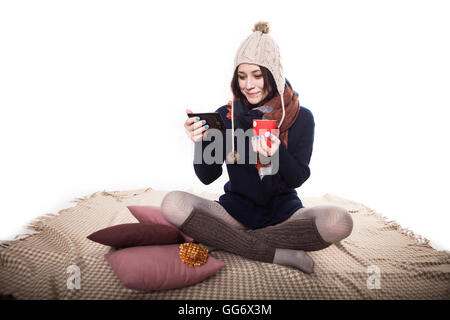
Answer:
[{"xmin": 1, "ymin": 188, "xmax": 449, "ymax": 299}]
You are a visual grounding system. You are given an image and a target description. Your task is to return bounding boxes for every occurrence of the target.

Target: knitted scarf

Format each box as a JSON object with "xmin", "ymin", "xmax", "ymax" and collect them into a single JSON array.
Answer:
[{"xmin": 226, "ymin": 78, "xmax": 301, "ymax": 173}]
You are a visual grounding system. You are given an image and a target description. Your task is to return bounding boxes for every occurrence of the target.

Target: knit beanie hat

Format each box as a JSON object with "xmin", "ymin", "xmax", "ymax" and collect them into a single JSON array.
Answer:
[{"xmin": 227, "ymin": 21, "xmax": 286, "ymax": 164}]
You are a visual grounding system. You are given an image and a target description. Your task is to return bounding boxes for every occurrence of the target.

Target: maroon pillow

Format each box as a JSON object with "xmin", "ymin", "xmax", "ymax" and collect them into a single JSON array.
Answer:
[
  {"xmin": 127, "ymin": 205, "xmax": 194, "ymax": 242},
  {"xmin": 105, "ymin": 244, "xmax": 225, "ymax": 291},
  {"xmin": 87, "ymin": 223, "xmax": 184, "ymax": 248}
]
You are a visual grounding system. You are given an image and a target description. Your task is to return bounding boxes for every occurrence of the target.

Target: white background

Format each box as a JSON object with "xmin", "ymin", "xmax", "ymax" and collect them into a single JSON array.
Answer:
[{"xmin": 1, "ymin": 0, "xmax": 449, "ymax": 251}]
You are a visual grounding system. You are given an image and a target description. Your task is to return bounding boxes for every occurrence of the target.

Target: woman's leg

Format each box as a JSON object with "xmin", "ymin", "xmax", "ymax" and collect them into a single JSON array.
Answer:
[
  {"xmin": 160, "ymin": 190, "xmax": 247, "ymax": 251},
  {"xmin": 287, "ymin": 205, "xmax": 354, "ymax": 244},
  {"xmin": 250, "ymin": 205, "xmax": 353, "ymax": 250},
  {"xmin": 160, "ymin": 191, "xmax": 316, "ymax": 273},
  {"xmin": 160, "ymin": 190, "xmax": 247, "ymax": 230},
  {"xmin": 249, "ymin": 205, "xmax": 353, "ymax": 272}
]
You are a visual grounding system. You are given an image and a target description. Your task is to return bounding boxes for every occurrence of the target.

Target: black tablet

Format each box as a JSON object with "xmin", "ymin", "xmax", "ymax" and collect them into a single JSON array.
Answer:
[{"xmin": 188, "ymin": 112, "xmax": 227, "ymax": 133}]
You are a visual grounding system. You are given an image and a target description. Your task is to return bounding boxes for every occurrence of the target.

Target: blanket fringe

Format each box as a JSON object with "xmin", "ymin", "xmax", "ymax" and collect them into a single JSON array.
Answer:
[
  {"xmin": 0, "ymin": 187, "xmax": 153, "ymax": 246},
  {"xmin": 6, "ymin": 213, "xmax": 60, "ymax": 243},
  {"xmin": 364, "ymin": 206, "xmax": 450, "ymax": 257},
  {"xmin": 381, "ymin": 215, "xmax": 431, "ymax": 246},
  {"xmin": 322, "ymin": 193, "xmax": 443, "ymax": 252},
  {"xmin": 359, "ymin": 205, "xmax": 437, "ymax": 249}
]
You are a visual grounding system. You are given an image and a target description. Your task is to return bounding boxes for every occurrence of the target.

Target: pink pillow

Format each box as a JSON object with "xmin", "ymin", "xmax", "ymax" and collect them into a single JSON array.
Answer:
[
  {"xmin": 105, "ymin": 244, "xmax": 225, "ymax": 291},
  {"xmin": 127, "ymin": 205, "xmax": 193, "ymax": 242}
]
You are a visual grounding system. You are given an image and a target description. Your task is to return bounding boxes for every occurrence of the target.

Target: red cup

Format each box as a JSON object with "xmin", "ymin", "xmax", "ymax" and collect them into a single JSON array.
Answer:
[{"xmin": 253, "ymin": 119, "xmax": 279, "ymax": 148}]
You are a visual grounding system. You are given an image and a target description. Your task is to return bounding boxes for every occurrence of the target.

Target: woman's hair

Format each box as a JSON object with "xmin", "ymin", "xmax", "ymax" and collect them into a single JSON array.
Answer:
[{"xmin": 230, "ymin": 65, "xmax": 278, "ymax": 108}]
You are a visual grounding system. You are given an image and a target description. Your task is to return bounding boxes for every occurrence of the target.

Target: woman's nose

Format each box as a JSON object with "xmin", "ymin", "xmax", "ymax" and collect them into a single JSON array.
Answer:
[{"xmin": 246, "ymin": 79, "xmax": 254, "ymax": 89}]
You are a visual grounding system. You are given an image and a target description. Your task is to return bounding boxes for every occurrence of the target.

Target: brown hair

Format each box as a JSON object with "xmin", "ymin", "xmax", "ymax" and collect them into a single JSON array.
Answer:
[{"xmin": 230, "ymin": 65, "xmax": 278, "ymax": 108}]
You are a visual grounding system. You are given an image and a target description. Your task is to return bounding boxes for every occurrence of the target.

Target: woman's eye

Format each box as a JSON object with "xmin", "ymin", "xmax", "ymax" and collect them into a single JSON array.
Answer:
[{"xmin": 239, "ymin": 75, "xmax": 262, "ymax": 80}]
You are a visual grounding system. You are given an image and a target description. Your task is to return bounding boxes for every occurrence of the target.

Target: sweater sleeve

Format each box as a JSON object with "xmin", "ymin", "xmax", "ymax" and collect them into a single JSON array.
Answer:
[
  {"xmin": 193, "ymin": 107, "xmax": 226, "ymax": 185},
  {"xmin": 193, "ymin": 138, "xmax": 224, "ymax": 185},
  {"xmin": 278, "ymin": 110, "xmax": 315, "ymax": 189},
  {"xmin": 268, "ymin": 108, "xmax": 315, "ymax": 189}
]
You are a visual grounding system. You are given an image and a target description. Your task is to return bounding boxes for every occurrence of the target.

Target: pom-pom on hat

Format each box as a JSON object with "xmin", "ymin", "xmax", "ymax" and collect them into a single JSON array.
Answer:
[{"xmin": 227, "ymin": 21, "xmax": 286, "ymax": 164}]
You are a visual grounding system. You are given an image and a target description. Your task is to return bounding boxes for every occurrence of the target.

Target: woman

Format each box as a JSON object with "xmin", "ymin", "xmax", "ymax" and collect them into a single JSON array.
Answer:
[{"xmin": 160, "ymin": 21, "xmax": 353, "ymax": 274}]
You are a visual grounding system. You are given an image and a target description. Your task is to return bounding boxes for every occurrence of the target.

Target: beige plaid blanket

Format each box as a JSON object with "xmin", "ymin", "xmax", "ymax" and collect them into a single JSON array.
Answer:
[{"xmin": 1, "ymin": 187, "xmax": 449, "ymax": 300}]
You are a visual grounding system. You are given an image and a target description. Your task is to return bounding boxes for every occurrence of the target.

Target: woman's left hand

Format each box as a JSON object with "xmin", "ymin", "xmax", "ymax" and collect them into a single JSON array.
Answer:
[{"xmin": 251, "ymin": 133, "xmax": 281, "ymax": 157}]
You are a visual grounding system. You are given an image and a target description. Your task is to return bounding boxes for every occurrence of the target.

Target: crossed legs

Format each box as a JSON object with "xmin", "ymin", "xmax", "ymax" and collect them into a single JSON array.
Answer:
[{"xmin": 160, "ymin": 191, "xmax": 353, "ymax": 273}]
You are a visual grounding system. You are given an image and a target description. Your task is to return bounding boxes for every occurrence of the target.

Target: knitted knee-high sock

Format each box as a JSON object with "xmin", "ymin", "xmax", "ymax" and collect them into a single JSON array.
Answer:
[
  {"xmin": 179, "ymin": 206, "xmax": 276, "ymax": 263},
  {"xmin": 248, "ymin": 217, "xmax": 332, "ymax": 252},
  {"xmin": 160, "ymin": 190, "xmax": 247, "ymax": 230},
  {"xmin": 160, "ymin": 190, "xmax": 248, "ymax": 251},
  {"xmin": 271, "ymin": 205, "xmax": 354, "ymax": 246}
]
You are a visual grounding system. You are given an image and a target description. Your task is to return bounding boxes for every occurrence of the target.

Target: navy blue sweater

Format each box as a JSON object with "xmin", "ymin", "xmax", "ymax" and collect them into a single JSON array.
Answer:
[{"xmin": 193, "ymin": 104, "xmax": 315, "ymax": 229}]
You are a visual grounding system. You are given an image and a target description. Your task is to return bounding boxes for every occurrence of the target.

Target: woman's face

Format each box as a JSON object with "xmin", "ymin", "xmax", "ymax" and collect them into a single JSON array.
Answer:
[{"xmin": 237, "ymin": 63, "xmax": 270, "ymax": 105}]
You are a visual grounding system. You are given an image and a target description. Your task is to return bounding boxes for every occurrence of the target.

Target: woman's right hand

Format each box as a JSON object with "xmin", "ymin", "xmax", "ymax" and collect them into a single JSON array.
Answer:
[{"xmin": 184, "ymin": 109, "xmax": 209, "ymax": 143}]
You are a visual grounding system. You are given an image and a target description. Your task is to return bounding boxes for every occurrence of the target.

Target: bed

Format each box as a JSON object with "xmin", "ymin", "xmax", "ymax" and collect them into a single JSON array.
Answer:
[{"xmin": 0, "ymin": 187, "xmax": 449, "ymax": 300}]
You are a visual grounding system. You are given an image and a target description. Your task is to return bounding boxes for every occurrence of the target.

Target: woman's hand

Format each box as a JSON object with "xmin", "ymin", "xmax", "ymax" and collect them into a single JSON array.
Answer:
[
  {"xmin": 251, "ymin": 133, "xmax": 281, "ymax": 157},
  {"xmin": 184, "ymin": 109, "xmax": 209, "ymax": 142}
]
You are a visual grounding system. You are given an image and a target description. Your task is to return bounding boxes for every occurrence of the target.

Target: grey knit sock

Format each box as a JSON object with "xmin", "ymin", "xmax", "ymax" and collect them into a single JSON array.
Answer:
[
  {"xmin": 179, "ymin": 207, "xmax": 323, "ymax": 273},
  {"xmin": 248, "ymin": 217, "xmax": 332, "ymax": 251},
  {"xmin": 179, "ymin": 206, "xmax": 276, "ymax": 263},
  {"xmin": 290, "ymin": 205, "xmax": 354, "ymax": 244},
  {"xmin": 273, "ymin": 248, "xmax": 315, "ymax": 274},
  {"xmin": 160, "ymin": 190, "xmax": 248, "ymax": 252}
]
